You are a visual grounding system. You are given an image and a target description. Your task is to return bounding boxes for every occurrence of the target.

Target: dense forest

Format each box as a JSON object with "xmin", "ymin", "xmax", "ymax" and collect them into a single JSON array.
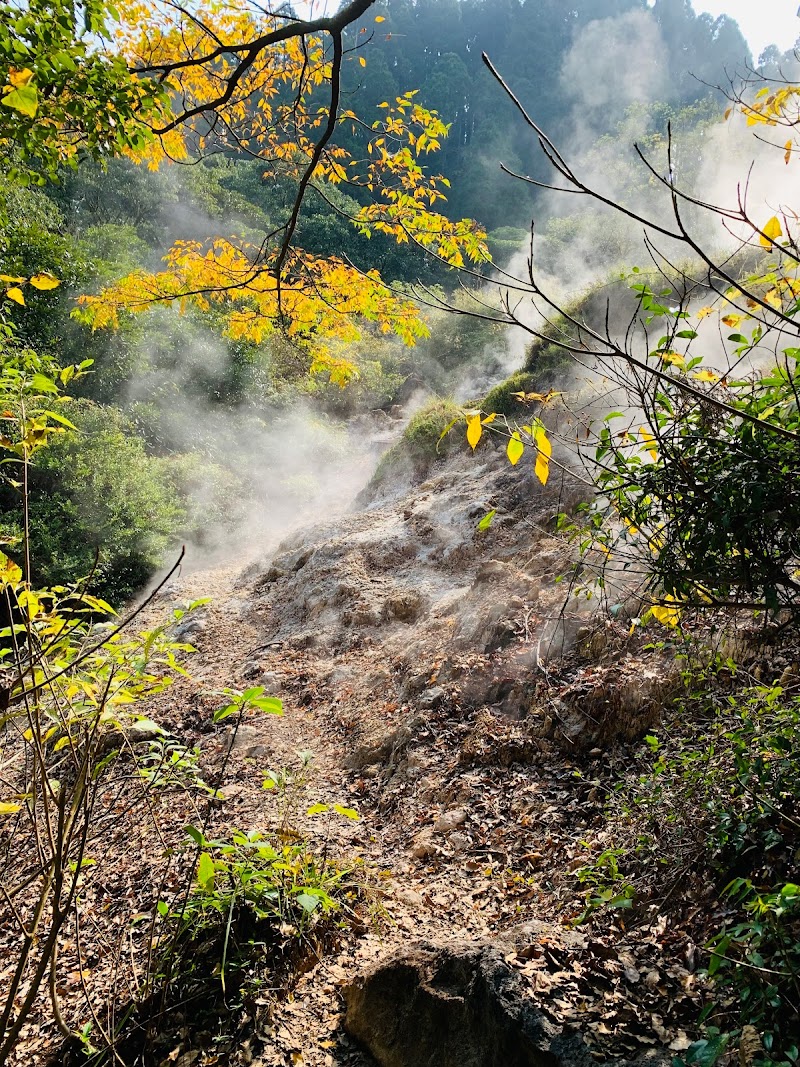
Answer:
[{"xmin": 1, "ymin": 1, "xmax": 799, "ymax": 1065}]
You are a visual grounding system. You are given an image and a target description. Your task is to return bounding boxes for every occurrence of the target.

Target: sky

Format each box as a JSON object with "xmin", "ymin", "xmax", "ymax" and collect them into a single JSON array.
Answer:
[{"xmin": 697, "ymin": 0, "xmax": 800, "ymax": 59}]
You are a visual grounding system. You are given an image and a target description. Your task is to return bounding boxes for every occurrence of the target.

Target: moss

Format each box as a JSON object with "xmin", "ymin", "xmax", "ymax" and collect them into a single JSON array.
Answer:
[
  {"xmin": 523, "ymin": 339, "xmax": 572, "ymax": 381},
  {"xmin": 368, "ymin": 398, "xmax": 463, "ymax": 492},
  {"xmin": 482, "ymin": 371, "xmax": 542, "ymax": 416},
  {"xmin": 402, "ymin": 399, "xmax": 462, "ymax": 460}
]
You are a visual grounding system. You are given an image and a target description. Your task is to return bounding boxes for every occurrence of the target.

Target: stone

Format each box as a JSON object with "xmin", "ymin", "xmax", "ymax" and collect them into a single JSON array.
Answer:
[
  {"xmin": 344, "ymin": 942, "xmax": 591, "ymax": 1067},
  {"xmin": 259, "ymin": 671, "xmax": 283, "ymax": 693},
  {"xmin": 174, "ymin": 616, "xmax": 206, "ymax": 641},
  {"xmin": 435, "ymin": 808, "xmax": 467, "ymax": 833},
  {"xmin": 409, "ymin": 831, "xmax": 437, "ymax": 859},
  {"xmin": 97, "ymin": 716, "xmax": 165, "ymax": 754},
  {"xmin": 125, "ymin": 718, "xmax": 165, "ymax": 744},
  {"xmin": 449, "ymin": 831, "xmax": 470, "ymax": 852},
  {"xmin": 419, "ymin": 686, "xmax": 445, "ymax": 709},
  {"xmin": 345, "ymin": 725, "xmax": 410, "ymax": 771},
  {"xmin": 226, "ymin": 724, "xmax": 269, "ymax": 759},
  {"xmin": 343, "ymin": 942, "xmax": 667, "ymax": 1067}
]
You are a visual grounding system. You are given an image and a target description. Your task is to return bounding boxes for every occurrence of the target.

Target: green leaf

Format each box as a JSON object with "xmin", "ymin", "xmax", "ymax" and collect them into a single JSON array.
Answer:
[
  {"xmin": 296, "ymin": 892, "xmax": 321, "ymax": 914},
  {"xmin": 196, "ymin": 852, "xmax": 215, "ymax": 891},
  {"xmin": 477, "ymin": 509, "xmax": 496, "ymax": 531},
  {"xmin": 1, "ymin": 85, "xmax": 39, "ymax": 117},
  {"xmin": 213, "ymin": 703, "xmax": 238, "ymax": 723},
  {"xmin": 252, "ymin": 696, "xmax": 283, "ymax": 715},
  {"xmin": 42, "ymin": 410, "xmax": 77, "ymax": 431},
  {"xmin": 685, "ymin": 1033, "xmax": 730, "ymax": 1067},
  {"xmin": 30, "ymin": 373, "xmax": 59, "ymax": 394},
  {"xmin": 307, "ymin": 803, "xmax": 329, "ymax": 816},
  {"xmin": 185, "ymin": 824, "xmax": 205, "ymax": 846},
  {"xmin": 242, "ymin": 686, "xmax": 265, "ymax": 700}
]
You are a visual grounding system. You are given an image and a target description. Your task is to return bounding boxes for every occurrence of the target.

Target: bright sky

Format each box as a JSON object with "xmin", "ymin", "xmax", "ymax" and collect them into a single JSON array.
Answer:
[{"xmin": 694, "ymin": 1, "xmax": 798, "ymax": 59}]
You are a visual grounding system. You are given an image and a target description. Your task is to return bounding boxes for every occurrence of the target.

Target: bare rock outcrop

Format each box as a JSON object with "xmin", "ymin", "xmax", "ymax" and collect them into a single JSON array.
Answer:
[{"xmin": 343, "ymin": 941, "xmax": 667, "ymax": 1067}]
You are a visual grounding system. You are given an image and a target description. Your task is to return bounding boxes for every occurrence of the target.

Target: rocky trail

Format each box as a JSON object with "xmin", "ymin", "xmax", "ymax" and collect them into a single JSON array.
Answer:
[
  {"xmin": 7, "ymin": 436, "xmax": 708, "ymax": 1067},
  {"xmin": 104, "ymin": 439, "xmax": 701, "ymax": 1067}
]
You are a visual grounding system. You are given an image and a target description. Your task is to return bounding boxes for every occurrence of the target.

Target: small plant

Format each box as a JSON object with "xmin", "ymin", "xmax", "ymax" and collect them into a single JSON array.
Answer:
[
  {"xmin": 704, "ymin": 880, "xmax": 800, "ymax": 1066},
  {"xmin": 151, "ymin": 822, "xmax": 363, "ymax": 1006},
  {"xmin": 573, "ymin": 848, "xmax": 635, "ymax": 924}
]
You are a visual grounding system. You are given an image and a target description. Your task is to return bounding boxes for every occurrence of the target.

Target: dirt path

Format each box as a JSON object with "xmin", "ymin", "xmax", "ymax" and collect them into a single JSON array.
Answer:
[{"xmin": 136, "ymin": 550, "xmax": 509, "ymax": 1066}]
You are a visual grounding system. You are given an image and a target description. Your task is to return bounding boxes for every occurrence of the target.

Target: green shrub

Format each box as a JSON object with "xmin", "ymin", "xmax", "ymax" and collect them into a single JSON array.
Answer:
[
  {"xmin": 604, "ymin": 682, "xmax": 800, "ymax": 1066},
  {"xmin": 482, "ymin": 370, "xmax": 544, "ymax": 416},
  {"xmin": 369, "ymin": 398, "xmax": 462, "ymax": 491},
  {"xmin": 486, "ymin": 226, "xmax": 528, "ymax": 267},
  {"xmin": 1, "ymin": 400, "xmax": 185, "ymax": 603}
]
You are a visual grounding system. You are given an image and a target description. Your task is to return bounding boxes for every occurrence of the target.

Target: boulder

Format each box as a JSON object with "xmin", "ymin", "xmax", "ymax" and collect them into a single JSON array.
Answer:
[{"xmin": 343, "ymin": 942, "xmax": 666, "ymax": 1067}]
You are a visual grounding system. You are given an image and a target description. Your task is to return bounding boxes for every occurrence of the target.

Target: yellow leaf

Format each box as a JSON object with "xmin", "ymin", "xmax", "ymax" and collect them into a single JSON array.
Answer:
[
  {"xmin": 721, "ymin": 313, "xmax": 743, "ymax": 328},
  {"xmin": 375, "ymin": 14, "xmax": 385, "ymax": 21},
  {"xmin": 786, "ymin": 140, "xmax": 793, "ymax": 165},
  {"xmin": 359, "ymin": 56, "xmax": 367, "ymax": 67},
  {"xmin": 8, "ymin": 68, "xmax": 34, "ymax": 88},
  {"xmin": 533, "ymin": 426, "xmax": 551, "ymax": 485},
  {"xmin": 692, "ymin": 369, "xmax": 719, "ymax": 383},
  {"xmin": 506, "ymin": 431, "xmax": 524, "ymax": 466},
  {"xmin": 759, "ymin": 215, "xmax": 783, "ymax": 248},
  {"xmin": 466, "ymin": 413, "xmax": 482, "ymax": 450},
  {"xmin": 661, "ymin": 351, "xmax": 685, "ymax": 367},
  {"xmin": 29, "ymin": 273, "xmax": 60, "ymax": 291},
  {"xmin": 5, "ymin": 287, "xmax": 25, "ymax": 306},
  {"xmin": 0, "ymin": 274, "xmax": 25, "ymax": 284},
  {"xmin": 481, "ymin": 412, "xmax": 498, "ymax": 425},
  {"xmin": 638, "ymin": 426, "xmax": 658, "ymax": 462},
  {"xmin": 651, "ymin": 596, "xmax": 681, "ymax": 628},
  {"xmin": 0, "ymin": 802, "xmax": 21, "ymax": 816},
  {"xmin": 0, "ymin": 552, "xmax": 22, "ymax": 586},
  {"xmin": 696, "ymin": 306, "xmax": 715, "ymax": 320}
]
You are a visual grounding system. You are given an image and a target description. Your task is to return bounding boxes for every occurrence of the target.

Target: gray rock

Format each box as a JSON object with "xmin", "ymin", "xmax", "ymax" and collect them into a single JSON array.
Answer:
[
  {"xmin": 435, "ymin": 808, "xmax": 467, "ymax": 833},
  {"xmin": 345, "ymin": 725, "xmax": 411, "ymax": 771},
  {"xmin": 125, "ymin": 718, "xmax": 165, "ymax": 744},
  {"xmin": 419, "ymin": 686, "xmax": 445, "ymax": 709},
  {"xmin": 409, "ymin": 831, "xmax": 437, "ymax": 860},
  {"xmin": 226, "ymin": 724, "xmax": 269, "ymax": 759},
  {"xmin": 259, "ymin": 671, "xmax": 283, "ymax": 693},
  {"xmin": 343, "ymin": 942, "xmax": 667, "ymax": 1067},
  {"xmin": 174, "ymin": 617, "xmax": 206, "ymax": 641},
  {"xmin": 449, "ymin": 831, "xmax": 470, "ymax": 852},
  {"xmin": 344, "ymin": 942, "xmax": 589, "ymax": 1067},
  {"xmin": 97, "ymin": 716, "xmax": 165, "ymax": 753}
]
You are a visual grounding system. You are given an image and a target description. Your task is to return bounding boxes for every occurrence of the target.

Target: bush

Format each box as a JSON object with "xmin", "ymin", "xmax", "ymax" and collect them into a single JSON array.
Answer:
[
  {"xmin": 602, "ymin": 681, "xmax": 800, "ymax": 1066},
  {"xmin": 368, "ymin": 398, "xmax": 463, "ymax": 493},
  {"xmin": 482, "ymin": 370, "xmax": 546, "ymax": 416},
  {"xmin": 1, "ymin": 400, "xmax": 185, "ymax": 603}
]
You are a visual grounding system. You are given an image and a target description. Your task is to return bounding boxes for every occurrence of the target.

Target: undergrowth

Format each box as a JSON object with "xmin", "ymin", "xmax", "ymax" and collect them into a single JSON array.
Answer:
[{"xmin": 574, "ymin": 663, "xmax": 800, "ymax": 1067}]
